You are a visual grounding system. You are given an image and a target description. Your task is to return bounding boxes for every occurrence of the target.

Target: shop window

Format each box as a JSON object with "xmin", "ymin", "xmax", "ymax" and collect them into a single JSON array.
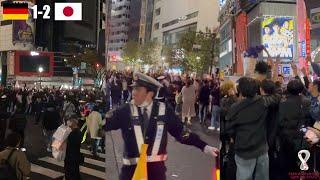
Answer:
[{"xmin": 154, "ymin": 23, "xmax": 160, "ymax": 30}]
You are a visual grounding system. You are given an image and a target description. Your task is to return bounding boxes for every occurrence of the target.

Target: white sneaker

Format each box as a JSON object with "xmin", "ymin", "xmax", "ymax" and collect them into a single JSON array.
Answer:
[{"xmin": 208, "ymin": 126, "xmax": 215, "ymax": 130}]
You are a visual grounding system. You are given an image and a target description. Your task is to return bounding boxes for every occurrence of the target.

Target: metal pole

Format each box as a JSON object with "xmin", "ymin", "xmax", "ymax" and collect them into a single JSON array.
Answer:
[{"xmin": 39, "ymin": 73, "xmax": 41, "ymax": 88}]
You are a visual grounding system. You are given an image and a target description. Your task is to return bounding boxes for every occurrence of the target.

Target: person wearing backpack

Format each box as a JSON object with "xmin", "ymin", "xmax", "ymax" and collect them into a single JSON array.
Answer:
[{"xmin": 0, "ymin": 133, "xmax": 30, "ymax": 180}]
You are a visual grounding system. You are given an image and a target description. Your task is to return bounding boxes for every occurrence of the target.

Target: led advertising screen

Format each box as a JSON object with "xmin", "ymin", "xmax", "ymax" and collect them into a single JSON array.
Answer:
[
  {"xmin": 262, "ymin": 17, "xmax": 294, "ymax": 60},
  {"xmin": 19, "ymin": 55, "xmax": 50, "ymax": 73}
]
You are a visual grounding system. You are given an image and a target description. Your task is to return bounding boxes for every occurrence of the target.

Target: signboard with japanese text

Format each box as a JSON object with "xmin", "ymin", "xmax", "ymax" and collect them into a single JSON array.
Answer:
[
  {"xmin": 278, "ymin": 64, "xmax": 292, "ymax": 76},
  {"xmin": 262, "ymin": 17, "xmax": 294, "ymax": 60}
]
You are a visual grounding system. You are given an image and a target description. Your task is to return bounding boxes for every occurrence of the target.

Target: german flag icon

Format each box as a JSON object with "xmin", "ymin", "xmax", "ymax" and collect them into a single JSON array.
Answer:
[{"xmin": 2, "ymin": 2, "xmax": 28, "ymax": 20}]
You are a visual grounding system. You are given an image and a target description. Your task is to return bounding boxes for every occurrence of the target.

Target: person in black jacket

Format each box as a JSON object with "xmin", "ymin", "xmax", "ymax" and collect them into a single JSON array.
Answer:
[
  {"xmin": 65, "ymin": 117, "xmax": 83, "ymax": 180},
  {"xmin": 9, "ymin": 103, "xmax": 27, "ymax": 148},
  {"xmin": 225, "ymin": 77, "xmax": 281, "ymax": 180},
  {"xmin": 260, "ymin": 79, "xmax": 282, "ymax": 180},
  {"xmin": 42, "ymin": 102, "xmax": 62, "ymax": 152},
  {"xmin": 0, "ymin": 95, "xmax": 10, "ymax": 150},
  {"xmin": 198, "ymin": 80, "xmax": 210, "ymax": 124},
  {"xmin": 278, "ymin": 79, "xmax": 313, "ymax": 179},
  {"xmin": 105, "ymin": 72, "xmax": 219, "ymax": 180},
  {"xmin": 219, "ymin": 80, "xmax": 238, "ymax": 180}
]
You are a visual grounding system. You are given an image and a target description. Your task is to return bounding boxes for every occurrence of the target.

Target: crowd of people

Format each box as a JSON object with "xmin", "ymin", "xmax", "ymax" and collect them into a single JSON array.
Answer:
[
  {"xmin": 220, "ymin": 58, "xmax": 320, "ymax": 180},
  {"xmin": 0, "ymin": 57, "xmax": 319, "ymax": 179}
]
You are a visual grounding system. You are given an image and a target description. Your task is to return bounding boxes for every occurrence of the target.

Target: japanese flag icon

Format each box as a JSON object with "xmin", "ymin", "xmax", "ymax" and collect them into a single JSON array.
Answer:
[{"xmin": 54, "ymin": 3, "xmax": 82, "ymax": 21}]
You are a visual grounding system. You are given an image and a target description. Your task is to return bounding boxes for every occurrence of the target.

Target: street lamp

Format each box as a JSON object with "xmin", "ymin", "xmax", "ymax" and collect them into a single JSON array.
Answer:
[{"xmin": 38, "ymin": 66, "xmax": 43, "ymax": 88}]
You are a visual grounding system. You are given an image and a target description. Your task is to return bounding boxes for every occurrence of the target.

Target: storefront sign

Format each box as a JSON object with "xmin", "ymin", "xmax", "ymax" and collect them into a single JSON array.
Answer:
[
  {"xmin": 311, "ymin": 8, "xmax": 320, "ymax": 29},
  {"xmin": 278, "ymin": 64, "xmax": 292, "ymax": 76},
  {"xmin": 301, "ymin": 40, "xmax": 306, "ymax": 57},
  {"xmin": 306, "ymin": 19, "xmax": 311, "ymax": 56},
  {"xmin": 236, "ymin": 12, "xmax": 247, "ymax": 75},
  {"xmin": 261, "ymin": 17, "xmax": 294, "ymax": 59}
]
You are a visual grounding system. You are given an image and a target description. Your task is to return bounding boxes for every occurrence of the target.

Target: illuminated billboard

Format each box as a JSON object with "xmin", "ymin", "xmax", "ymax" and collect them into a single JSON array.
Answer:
[
  {"xmin": 261, "ymin": 17, "xmax": 294, "ymax": 59},
  {"xmin": 12, "ymin": 4, "xmax": 35, "ymax": 45}
]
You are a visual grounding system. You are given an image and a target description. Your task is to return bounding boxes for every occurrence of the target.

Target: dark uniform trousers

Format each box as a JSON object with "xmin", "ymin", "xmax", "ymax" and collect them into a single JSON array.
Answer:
[{"xmin": 120, "ymin": 162, "xmax": 166, "ymax": 180}]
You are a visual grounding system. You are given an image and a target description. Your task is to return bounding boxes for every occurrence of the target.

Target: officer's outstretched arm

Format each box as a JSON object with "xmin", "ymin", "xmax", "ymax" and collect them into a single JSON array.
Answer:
[
  {"xmin": 104, "ymin": 108, "xmax": 122, "ymax": 131},
  {"xmin": 166, "ymin": 105, "xmax": 207, "ymax": 151}
]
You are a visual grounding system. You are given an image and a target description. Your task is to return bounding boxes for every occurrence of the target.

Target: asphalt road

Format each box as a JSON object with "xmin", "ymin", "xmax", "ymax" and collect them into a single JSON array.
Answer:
[{"xmin": 21, "ymin": 116, "xmax": 219, "ymax": 180}]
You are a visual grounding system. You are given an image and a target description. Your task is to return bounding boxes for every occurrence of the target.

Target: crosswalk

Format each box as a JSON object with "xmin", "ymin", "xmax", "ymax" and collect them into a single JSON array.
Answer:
[{"xmin": 30, "ymin": 148, "xmax": 106, "ymax": 180}]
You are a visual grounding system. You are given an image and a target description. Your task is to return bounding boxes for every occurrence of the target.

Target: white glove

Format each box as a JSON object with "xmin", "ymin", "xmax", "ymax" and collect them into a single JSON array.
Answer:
[
  {"xmin": 305, "ymin": 129, "xmax": 320, "ymax": 145},
  {"xmin": 204, "ymin": 145, "xmax": 219, "ymax": 157}
]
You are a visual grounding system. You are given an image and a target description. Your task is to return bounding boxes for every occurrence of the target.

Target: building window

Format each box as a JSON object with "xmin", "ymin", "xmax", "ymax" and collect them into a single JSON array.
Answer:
[
  {"xmin": 155, "ymin": 8, "xmax": 161, "ymax": 16},
  {"xmin": 0, "ymin": 20, "xmax": 12, "ymax": 26},
  {"xmin": 162, "ymin": 11, "xmax": 198, "ymax": 28},
  {"xmin": 154, "ymin": 23, "xmax": 160, "ymax": 30}
]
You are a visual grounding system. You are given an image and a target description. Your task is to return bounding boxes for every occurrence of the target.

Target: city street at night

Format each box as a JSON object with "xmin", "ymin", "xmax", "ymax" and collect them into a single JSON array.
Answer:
[
  {"xmin": 1, "ymin": 0, "xmax": 320, "ymax": 180},
  {"xmin": 22, "ymin": 116, "xmax": 219, "ymax": 180}
]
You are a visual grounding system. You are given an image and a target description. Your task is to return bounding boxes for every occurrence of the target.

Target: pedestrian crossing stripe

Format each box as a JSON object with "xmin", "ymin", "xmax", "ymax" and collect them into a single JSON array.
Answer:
[
  {"xmin": 80, "ymin": 148, "xmax": 106, "ymax": 158},
  {"xmin": 38, "ymin": 156, "xmax": 106, "ymax": 179},
  {"xmin": 31, "ymin": 163, "xmax": 64, "ymax": 179},
  {"xmin": 84, "ymin": 157, "xmax": 105, "ymax": 168}
]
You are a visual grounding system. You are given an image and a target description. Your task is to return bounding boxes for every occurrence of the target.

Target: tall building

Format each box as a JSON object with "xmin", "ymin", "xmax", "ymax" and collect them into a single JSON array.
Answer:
[
  {"xmin": 0, "ymin": 0, "xmax": 102, "ymax": 87},
  {"xmin": 139, "ymin": 0, "xmax": 154, "ymax": 43},
  {"xmin": 0, "ymin": 0, "xmax": 36, "ymax": 86},
  {"xmin": 151, "ymin": 0, "xmax": 219, "ymax": 47},
  {"xmin": 108, "ymin": 0, "xmax": 142, "ymax": 61}
]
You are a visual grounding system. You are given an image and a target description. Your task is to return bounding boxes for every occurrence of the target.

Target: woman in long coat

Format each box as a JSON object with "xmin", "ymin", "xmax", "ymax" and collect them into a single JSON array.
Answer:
[
  {"xmin": 86, "ymin": 106, "xmax": 104, "ymax": 155},
  {"xmin": 181, "ymin": 79, "xmax": 197, "ymax": 125}
]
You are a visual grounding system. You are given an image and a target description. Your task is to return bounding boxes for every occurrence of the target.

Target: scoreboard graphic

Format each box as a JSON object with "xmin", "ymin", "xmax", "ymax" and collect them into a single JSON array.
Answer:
[{"xmin": 1, "ymin": 1, "xmax": 82, "ymax": 21}]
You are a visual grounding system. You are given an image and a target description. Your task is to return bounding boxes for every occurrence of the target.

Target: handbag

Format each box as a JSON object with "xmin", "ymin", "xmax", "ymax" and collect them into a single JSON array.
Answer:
[{"xmin": 51, "ymin": 124, "xmax": 72, "ymax": 161}]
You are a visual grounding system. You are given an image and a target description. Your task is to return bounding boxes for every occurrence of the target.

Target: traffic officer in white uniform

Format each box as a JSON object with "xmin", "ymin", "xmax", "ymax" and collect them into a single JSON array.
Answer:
[{"xmin": 105, "ymin": 72, "xmax": 219, "ymax": 180}]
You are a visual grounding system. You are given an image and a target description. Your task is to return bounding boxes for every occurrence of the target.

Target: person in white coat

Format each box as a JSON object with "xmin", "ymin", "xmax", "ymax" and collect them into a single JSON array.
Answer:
[{"xmin": 86, "ymin": 106, "xmax": 105, "ymax": 156}]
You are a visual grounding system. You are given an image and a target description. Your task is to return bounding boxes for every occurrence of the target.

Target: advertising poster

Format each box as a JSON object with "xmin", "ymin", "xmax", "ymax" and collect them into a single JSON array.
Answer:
[
  {"xmin": 261, "ymin": 17, "xmax": 294, "ymax": 60},
  {"xmin": 12, "ymin": 8, "xmax": 35, "ymax": 44},
  {"xmin": 243, "ymin": 57, "xmax": 256, "ymax": 77}
]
